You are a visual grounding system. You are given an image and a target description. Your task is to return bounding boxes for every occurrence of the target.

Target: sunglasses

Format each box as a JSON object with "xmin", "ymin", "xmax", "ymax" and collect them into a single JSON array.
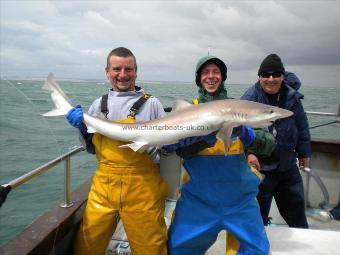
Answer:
[{"xmin": 260, "ymin": 72, "xmax": 282, "ymax": 78}]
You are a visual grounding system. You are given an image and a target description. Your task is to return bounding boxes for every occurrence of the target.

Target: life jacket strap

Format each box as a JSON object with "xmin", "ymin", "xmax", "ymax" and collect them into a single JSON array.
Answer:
[
  {"xmin": 127, "ymin": 93, "xmax": 151, "ymax": 118},
  {"xmin": 101, "ymin": 93, "xmax": 151, "ymax": 119},
  {"xmin": 101, "ymin": 93, "xmax": 109, "ymax": 118}
]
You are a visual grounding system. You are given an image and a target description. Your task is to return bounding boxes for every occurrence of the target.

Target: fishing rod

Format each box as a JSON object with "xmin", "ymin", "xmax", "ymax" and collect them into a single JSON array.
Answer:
[
  {"xmin": 306, "ymin": 104, "xmax": 340, "ymax": 129},
  {"xmin": 309, "ymin": 120, "xmax": 339, "ymax": 129}
]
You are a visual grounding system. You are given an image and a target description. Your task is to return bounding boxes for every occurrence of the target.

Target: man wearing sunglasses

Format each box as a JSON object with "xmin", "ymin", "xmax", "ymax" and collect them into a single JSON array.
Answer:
[{"xmin": 241, "ymin": 53, "xmax": 311, "ymax": 228}]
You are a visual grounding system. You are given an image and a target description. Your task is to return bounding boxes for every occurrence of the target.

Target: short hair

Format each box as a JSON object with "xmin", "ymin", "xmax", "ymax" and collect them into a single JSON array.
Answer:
[{"xmin": 106, "ymin": 47, "xmax": 137, "ymax": 70}]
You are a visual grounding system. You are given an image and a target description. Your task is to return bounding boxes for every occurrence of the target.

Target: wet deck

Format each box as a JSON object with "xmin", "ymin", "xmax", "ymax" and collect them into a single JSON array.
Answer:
[{"xmin": 107, "ymin": 200, "xmax": 340, "ymax": 255}]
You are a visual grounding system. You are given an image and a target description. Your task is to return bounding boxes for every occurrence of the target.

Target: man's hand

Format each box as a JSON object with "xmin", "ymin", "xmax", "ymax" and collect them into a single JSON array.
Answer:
[
  {"xmin": 299, "ymin": 158, "xmax": 310, "ymax": 168},
  {"xmin": 66, "ymin": 104, "xmax": 84, "ymax": 128},
  {"xmin": 247, "ymin": 153, "xmax": 260, "ymax": 170}
]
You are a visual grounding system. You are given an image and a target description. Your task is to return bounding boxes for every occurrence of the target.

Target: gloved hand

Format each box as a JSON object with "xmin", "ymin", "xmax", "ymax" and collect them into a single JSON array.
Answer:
[
  {"xmin": 66, "ymin": 104, "xmax": 90, "ymax": 140},
  {"xmin": 232, "ymin": 126, "xmax": 255, "ymax": 148},
  {"xmin": 162, "ymin": 132, "xmax": 217, "ymax": 153},
  {"xmin": 66, "ymin": 104, "xmax": 84, "ymax": 128}
]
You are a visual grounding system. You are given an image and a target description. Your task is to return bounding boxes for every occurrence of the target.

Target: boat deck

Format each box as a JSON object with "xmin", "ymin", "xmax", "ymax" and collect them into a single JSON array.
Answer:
[
  {"xmin": 203, "ymin": 226, "xmax": 340, "ymax": 255},
  {"xmin": 1, "ymin": 139, "xmax": 338, "ymax": 255},
  {"xmin": 106, "ymin": 200, "xmax": 340, "ymax": 255}
]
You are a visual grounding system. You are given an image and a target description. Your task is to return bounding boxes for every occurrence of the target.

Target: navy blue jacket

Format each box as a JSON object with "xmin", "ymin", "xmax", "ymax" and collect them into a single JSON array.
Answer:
[{"xmin": 241, "ymin": 74, "xmax": 311, "ymax": 171}]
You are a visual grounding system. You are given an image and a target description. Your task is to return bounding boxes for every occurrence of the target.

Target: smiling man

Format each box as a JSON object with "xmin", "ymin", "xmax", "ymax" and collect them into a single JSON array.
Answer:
[
  {"xmin": 66, "ymin": 47, "xmax": 168, "ymax": 255},
  {"xmin": 105, "ymin": 51, "xmax": 138, "ymax": 92},
  {"xmin": 165, "ymin": 55, "xmax": 274, "ymax": 255},
  {"xmin": 242, "ymin": 53, "xmax": 311, "ymax": 229}
]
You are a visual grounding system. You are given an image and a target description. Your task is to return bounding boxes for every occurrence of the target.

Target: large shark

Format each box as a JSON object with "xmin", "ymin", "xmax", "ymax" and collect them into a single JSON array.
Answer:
[{"xmin": 42, "ymin": 73, "xmax": 293, "ymax": 153}]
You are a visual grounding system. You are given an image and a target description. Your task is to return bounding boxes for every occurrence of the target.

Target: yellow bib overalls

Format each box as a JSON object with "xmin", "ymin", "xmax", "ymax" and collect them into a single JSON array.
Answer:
[{"xmin": 74, "ymin": 117, "xmax": 168, "ymax": 255}]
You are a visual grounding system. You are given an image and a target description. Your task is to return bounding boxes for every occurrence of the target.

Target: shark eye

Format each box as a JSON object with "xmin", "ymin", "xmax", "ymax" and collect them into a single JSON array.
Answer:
[{"xmin": 269, "ymin": 109, "xmax": 274, "ymax": 114}]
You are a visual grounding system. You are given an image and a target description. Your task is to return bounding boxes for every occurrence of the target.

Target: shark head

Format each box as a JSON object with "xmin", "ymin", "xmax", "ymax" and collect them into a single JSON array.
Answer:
[
  {"xmin": 205, "ymin": 99, "xmax": 293, "ymax": 154},
  {"xmin": 214, "ymin": 99, "xmax": 293, "ymax": 127},
  {"xmin": 243, "ymin": 102, "xmax": 293, "ymax": 127}
]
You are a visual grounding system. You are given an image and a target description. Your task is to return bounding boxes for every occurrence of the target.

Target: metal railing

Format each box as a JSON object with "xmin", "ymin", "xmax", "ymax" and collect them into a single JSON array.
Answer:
[
  {"xmin": 1, "ymin": 109, "xmax": 338, "ymax": 209},
  {"xmin": 306, "ymin": 111, "xmax": 339, "ymax": 117},
  {"xmin": 301, "ymin": 110, "xmax": 337, "ymax": 208},
  {"xmin": 306, "ymin": 103, "xmax": 339, "ymax": 117},
  {"xmin": 300, "ymin": 167, "xmax": 330, "ymax": 209},
  {"xmin": 306, "ymin": 109, "xmax": 339, "ymax": 129},
  {"xmin": 0, "ymin": 145, "xmax": 85, "ymax": 208}
]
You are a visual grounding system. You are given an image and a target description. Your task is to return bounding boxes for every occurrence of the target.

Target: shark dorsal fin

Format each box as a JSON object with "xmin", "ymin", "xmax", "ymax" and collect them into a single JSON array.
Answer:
[{"xmin": 171, "ymin": 100, "xmax": 193, "ymax": 112}]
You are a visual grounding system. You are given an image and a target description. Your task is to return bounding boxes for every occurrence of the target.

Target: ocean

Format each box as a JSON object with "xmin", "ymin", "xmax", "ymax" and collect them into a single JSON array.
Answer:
[{"xmin": 0, "ymin": 78, "xmax": 339, "ymax": 245}]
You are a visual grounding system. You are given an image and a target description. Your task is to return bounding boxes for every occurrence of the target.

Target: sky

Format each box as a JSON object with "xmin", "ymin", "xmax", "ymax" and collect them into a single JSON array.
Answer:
[{"xmin": 1, "ymin": 0, "xmax": 340, "ymax": 86}]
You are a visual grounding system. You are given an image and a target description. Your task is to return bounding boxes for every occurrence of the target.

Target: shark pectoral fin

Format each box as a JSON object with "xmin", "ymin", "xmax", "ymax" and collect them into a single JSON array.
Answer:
[
  {"xmin": 86, "ymin": 126, "xmax": 96, "ymax": 133},
  {"xmin": 216, "ymin": 123, "xmax": 234, "ymax": 154},
  {"xmin": 119, "ymin": 141, "xmax": 149, "ymax": 153},
  {"xmin": 171, "ymin": 100, "xmax": 193, "ymax": 112}
]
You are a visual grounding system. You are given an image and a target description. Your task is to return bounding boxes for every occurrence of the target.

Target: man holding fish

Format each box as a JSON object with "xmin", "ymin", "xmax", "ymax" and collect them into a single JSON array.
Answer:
[
  {"xmin": 164, "ymin": 55, "xmax": 277, "ymax": 255},
  {"xmin": 44, "ymin": 47, "xmax": 292, "ymax": 254},
  {"xmin": 66, "ymin": 47, "xmax": 169, "ymax": 255}
]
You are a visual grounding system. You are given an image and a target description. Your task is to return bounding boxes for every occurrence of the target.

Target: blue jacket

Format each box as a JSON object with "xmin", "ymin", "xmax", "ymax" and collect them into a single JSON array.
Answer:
[{"xmin": 241, "ymin": 75, "xmax": 311, "ymax": 171}]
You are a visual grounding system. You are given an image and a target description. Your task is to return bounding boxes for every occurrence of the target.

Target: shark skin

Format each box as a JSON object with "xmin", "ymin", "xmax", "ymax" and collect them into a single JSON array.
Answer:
[{"xmin": 42, "ymin": 73, "xmax": 293, "ymax": 153}]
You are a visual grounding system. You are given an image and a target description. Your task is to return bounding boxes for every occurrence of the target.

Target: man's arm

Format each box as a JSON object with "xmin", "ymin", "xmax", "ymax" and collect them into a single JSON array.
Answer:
[
  {"xmin": 247, "ymin": 128, "xmax": 276, "ymax": 157},
  {"xmin": 293, "ymin": 100, "xmax": 312, "ymax": 167},
  {"xmin": 163, "ymin": 132, "xmax": 217, "ymax": 158},
  {"xmin": 164, "ymin": 126, "xmax": 256, "ymax": 159}
]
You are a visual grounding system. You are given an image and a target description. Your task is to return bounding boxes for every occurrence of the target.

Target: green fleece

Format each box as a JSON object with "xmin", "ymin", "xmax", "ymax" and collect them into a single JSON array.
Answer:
[
  {"xmin": 249, "ymin": 128, "xmax": 276, "ymax": 157},
  {"xmin": 198, "ymin": 85, "xmax": 229, "ymax": 103}
]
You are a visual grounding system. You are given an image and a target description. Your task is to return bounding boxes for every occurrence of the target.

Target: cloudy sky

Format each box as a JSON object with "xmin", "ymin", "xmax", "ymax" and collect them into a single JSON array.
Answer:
[{"xmin": 1, "ymin": 0, "xmax": 340, "ymax": 86}]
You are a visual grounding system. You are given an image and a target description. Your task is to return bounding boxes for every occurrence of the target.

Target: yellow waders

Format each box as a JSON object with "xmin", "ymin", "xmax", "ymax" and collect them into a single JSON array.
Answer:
[{"xmin": 74, "ymin": 118, "xmax": 168, "ymax": 255}]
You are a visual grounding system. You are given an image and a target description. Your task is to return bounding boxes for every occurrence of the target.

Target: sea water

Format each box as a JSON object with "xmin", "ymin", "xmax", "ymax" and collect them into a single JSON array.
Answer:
[{"xmin": 0, "ymin": 78, "xmax": 339, "ymax": 245}]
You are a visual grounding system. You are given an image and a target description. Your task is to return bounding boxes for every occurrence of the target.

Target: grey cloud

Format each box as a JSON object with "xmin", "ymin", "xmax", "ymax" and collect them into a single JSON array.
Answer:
[{"xmin": 1, "ymin": 0, "xmax": 340, "ymax": 86}]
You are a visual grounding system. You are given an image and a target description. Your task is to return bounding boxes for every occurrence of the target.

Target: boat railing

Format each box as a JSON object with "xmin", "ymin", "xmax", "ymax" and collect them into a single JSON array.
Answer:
[
  {"xmin": 0, "ymin": 109, "xmax": 338, "ymax": 209},
  {"xmin": 300, "ymin": 167, "xmax": 330, "ymax": 209},
  {"xmin": 0, "ymin": 145, "xmax": 85, "ymax": 208},
  {"xmin": 305, "ymin": 111, "xmax": 339, "ymax": 117},
  {"xmin": 306, "ymin": 108, "xmax": 340, "ymax": 129},
  {"xmin": 302, "ymin": 109, "xmax": 338, "ymax": 208}
]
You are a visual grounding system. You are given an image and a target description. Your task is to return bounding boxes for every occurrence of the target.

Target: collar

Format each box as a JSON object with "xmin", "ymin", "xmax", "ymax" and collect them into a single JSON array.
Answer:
[
  {"xmin": 198, "ymin": 83, "xmax": 229, "ymax": 103},
  {"xmin": 109, "ymin": 86, "xmax": 144, "ymax": 97}
]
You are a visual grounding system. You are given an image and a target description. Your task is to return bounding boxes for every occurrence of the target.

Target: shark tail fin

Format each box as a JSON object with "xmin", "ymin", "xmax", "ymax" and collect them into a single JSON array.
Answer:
[{"xmin": 42, "ymin": 73, "xmax": 74, "ymax": 116}]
